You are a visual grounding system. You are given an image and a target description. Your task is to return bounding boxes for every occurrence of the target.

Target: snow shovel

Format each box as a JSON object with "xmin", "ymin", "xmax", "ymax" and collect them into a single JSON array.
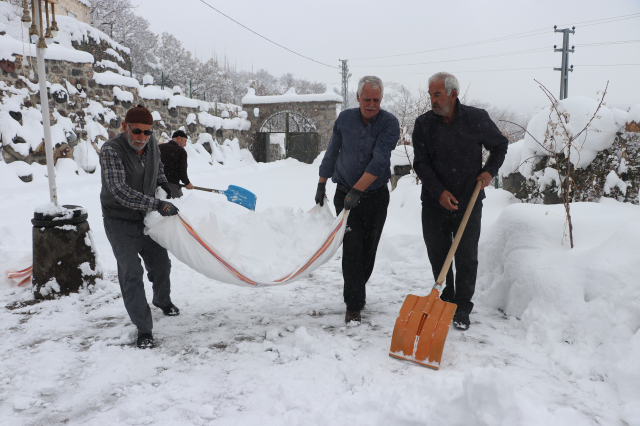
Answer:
[
  {"xmin": 188, "ymin": 185, "xmax": 257, "ymax": 211},
  {"xmin": 389, "ymin": 179, "xmax": 484, "ymax": 370}
]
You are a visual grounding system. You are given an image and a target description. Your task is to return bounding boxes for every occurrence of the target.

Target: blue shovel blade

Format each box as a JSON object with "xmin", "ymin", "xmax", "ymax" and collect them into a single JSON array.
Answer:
[{"xmin": 223, "ymin": 185, "xmax": 257, "ymax": 211}]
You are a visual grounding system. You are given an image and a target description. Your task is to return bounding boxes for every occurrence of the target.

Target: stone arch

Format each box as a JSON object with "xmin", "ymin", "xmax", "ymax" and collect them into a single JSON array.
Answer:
[{"xmin": 259, "ymin": 109, "xmax": 318, "ymax": 133}]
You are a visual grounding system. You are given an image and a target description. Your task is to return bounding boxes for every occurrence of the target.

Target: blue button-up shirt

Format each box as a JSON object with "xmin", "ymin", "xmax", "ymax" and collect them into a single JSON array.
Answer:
[{"xmin": 319, "ymin": 108, "xmax": 400, "ymax": 190}]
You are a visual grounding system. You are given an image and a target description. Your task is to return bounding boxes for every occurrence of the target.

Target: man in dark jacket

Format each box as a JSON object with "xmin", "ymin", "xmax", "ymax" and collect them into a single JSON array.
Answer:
[
  {"xmin": 100, "ymin": 105, "xmax": 180, "ymax": 349},
  {"xmin": 412, "ymin": 72, "xmax": 508, "ymax": 330},
  {"xmin": 316, "ymin": 76, "xmax": 400, "ymax": 324},
  {"xmin": 158, "ymin": 130, "xmax": 194, "ymax": 198}
]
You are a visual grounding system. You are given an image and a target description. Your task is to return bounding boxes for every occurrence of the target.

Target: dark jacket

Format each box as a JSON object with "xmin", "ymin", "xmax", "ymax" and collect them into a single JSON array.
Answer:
[
  {"xmin": 412, "ymin": 100, "xmax": 508, "ymax": 211},
  {"xmin": 159, "ymin": 140, "xmax": 190, "ymax": 186},
  {"xmin": 100, "ymin": 133, "xmax": 161, "ymax": 221},
  {"xmin": 319, "ymin": 108, "xmax": 400, "ymax": 191}
]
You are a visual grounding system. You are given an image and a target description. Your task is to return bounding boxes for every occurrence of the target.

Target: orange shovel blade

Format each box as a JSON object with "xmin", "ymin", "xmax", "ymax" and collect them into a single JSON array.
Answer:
[{"xmin": 389, "ymin": 289, "xmax": 457, "ymax": 370}]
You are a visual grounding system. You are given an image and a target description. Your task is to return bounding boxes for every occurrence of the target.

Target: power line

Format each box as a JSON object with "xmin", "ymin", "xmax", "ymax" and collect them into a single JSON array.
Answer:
[
  {"xmin": 350, "ymin": 39, "xmax": 640, "ymax": 69},
  {"xmin": 196, "ymin": 0, "xmax": 338, "ymax": 69},
  {"xmin": 351, "ymin": 47, "xmax": 550, "ymax": 68},
  {"xmin": 369, "ymin": 64, "xmax": 640, "ymax": 75},
  {"xmin": 348, "ymin": 12, "xmax": 640, "ymax": 61}
]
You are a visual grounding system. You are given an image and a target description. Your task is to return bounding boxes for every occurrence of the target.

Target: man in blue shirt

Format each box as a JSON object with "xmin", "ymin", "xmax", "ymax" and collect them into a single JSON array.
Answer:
[
  {"xmin": 412, "ymin": 72, "xmax": 508, "ymax": 330},
  {"xmin": 316, "ymin": 76, "xmax": 400, "ymax": 324}
]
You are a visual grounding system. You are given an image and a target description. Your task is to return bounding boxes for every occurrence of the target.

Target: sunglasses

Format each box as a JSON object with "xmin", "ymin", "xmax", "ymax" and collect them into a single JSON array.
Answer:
[{"xmin": 127, "ymin": 124, "xmax": 153, "ymax": 136}]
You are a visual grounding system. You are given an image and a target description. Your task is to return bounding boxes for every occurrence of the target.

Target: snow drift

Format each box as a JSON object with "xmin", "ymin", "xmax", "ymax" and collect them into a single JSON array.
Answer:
[{"xmin": 476, "ymin": 199, "xmax": 640, "ymax": 424}]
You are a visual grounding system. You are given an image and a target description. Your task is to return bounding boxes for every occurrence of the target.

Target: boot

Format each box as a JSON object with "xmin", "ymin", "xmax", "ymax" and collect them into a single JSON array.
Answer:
[
  {"xmin": 153, "ymin": 302, "xmax": 180, "ymax": 316},
  {"xmin": 137, "ymin": 332, "xmax": 154, "ymax": 349},
  {"xmin": 345, "ymin": 310, "xmax": 361, "ymax": 324}
]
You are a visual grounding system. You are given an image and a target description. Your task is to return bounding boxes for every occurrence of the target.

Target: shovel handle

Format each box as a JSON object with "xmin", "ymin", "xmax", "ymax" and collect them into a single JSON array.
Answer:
[
  {"xmin": 435, "ymin": 179, "xmax": 484, "ymax": 286},
  {"xmin": 186, "ymin": 185, "xmax": 224, "ymax": 195}
]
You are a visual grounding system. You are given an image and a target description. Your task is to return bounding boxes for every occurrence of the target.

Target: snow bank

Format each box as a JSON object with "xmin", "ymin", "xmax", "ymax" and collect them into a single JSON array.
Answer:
[
  {"xmin": 93, "ymin": 71, "xmax": 139, "ymax": 88},
  {"xmin": 112, "ymin": 87, "xmax": 133, "ymax": 103},
  {"xmin": 476, "ymin": 200, "xmax": 640, "ymax": 423},
  {"xmin": 137, "ymin": 84, "xmax": 171, "ymax": 101},
  {"xmin": 94, "ymin": 59, "xmax": 128, "ymax": 76},
  {"xmin": 499, "ymin": 140, "xmax": 525, "ymax": 178},
  {"xmin": 0, "ymin": 2, "xmax": 128, "ymax": 63},
  {"xmin": 628, "ymin": 104, "xmax": 640, "ymax": 124},
  {"xmin": 0, "ymin": 34, "xmax": 93, "ymax": 63},
  {"xmin": 389, "ymin": 144, "xmax": 413, "ymax": 173},
  {"xmin": 242, "ymin": 87, "xmax": 343, "ymax": 105}
]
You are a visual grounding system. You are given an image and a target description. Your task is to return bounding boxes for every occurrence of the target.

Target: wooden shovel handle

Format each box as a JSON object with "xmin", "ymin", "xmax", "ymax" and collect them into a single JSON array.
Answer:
[
  {"xmin": 435, "ymin": 179, "xmax": 484, "ymax": 286},
  {"xmin": 183, "ymin": 185, "xmax": 224, "ymax": 195}
]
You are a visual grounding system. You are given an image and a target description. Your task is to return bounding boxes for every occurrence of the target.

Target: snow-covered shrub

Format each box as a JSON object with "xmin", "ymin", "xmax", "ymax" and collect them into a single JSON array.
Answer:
[{"xmin": 500, "ymin": 96, "xmax": 639, "ymax": 205}]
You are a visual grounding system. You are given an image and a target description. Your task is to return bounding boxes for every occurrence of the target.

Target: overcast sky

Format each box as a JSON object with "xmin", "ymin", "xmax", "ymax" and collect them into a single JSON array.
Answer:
[{"xmin": 134, "ymin": 0, "xmax": 640, "ymax": 114}]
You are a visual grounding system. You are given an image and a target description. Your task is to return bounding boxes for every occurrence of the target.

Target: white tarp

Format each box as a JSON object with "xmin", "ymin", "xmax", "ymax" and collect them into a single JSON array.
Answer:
[{"xmin": 145, "ymin": 201, "xmax": 349, "ymax": 287}]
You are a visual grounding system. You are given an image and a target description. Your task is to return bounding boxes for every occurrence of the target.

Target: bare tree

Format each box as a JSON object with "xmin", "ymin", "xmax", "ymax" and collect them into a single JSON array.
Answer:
[{"xmin": 501, "ymin": 81, "xmax": 609, "ymax": 248}]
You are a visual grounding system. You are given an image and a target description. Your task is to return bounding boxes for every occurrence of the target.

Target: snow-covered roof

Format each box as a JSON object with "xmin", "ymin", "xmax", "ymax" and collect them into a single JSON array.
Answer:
[
  {"xmin": 0, "ymin": 34, "xmax": 93, "ymax": 63},
  {"xmin": 242, "ymin": 87, "xmax": 343, "ymax": 105},
  {"xmin": 0, "ymin": 2, "xmax": 128, "ymax": 64}
]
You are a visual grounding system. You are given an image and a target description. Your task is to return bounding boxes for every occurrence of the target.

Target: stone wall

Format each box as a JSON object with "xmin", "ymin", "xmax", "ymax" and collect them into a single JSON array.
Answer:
[
  {"xmin": 56, "ymin": 0, "xmax": 91, "ymax": 24},
  {"xmin": 242, "ymin": 100, "xmax": 339, "ymax": 161},
  {"xmin": 1, "ymin": 54, "xmax": 250, "ymax": 166},
  {"xmin": 71, "ymin": 37, "xmax": 131, "ymax": 72}
]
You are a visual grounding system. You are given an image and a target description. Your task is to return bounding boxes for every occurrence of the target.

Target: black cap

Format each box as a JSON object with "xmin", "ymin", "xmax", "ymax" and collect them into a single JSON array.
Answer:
[{"xmin": 172, "ymin": 130, "xmax": 188, "ymax": 139}]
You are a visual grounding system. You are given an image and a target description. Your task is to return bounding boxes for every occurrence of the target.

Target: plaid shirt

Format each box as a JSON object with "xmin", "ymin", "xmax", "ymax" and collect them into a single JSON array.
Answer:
[{"xmin": 100, "ymin": 145, "xmax": 168, "ymax": 212}]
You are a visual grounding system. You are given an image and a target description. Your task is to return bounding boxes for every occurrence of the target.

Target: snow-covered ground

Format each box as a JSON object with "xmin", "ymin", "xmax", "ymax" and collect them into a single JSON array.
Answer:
[{"xmin": 1, "ymin": 152, "xmax": 639, "ymax": 425}]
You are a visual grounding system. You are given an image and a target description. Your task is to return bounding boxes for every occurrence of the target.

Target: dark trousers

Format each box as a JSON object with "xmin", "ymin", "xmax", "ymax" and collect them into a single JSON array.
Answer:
[
  {"xmin": 334, "ymin": 185, "xmax": 389, "ymax": 312},
  {"xmin": 167, "ymin": 183, "xmax": 183, "ymax": 198},
  {"xmin": 421, "ymin": 202, "xmax": 482, "ymax": 317},
  {"xmin": 103, "ymin": 216, "xmax": 172, "ymax": 334}
]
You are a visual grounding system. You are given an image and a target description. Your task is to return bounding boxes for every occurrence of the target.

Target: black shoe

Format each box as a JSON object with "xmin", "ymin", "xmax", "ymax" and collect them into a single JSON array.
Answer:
[
  {"xmin": 452, "ymin": 311, "xmax": 470, "ymax": 330},
  {"xmin": 153, "ymin": 302, "xmax": 180, "ymax": 316},
  {"xmin": 345, "ymin": 310, "xmax": 361, "ymax": 324},
  {"xmin": 137, "ymin": 332, "xmax": 154, "ymax": 349}
]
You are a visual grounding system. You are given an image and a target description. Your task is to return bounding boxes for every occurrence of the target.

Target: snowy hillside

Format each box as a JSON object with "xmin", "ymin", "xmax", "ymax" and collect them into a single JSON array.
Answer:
[{"xmin": 1, "ymin": 150, "xmax": 639, "ymax": 425}]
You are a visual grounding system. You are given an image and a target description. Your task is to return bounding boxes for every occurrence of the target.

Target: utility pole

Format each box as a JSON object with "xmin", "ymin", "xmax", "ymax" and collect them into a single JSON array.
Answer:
[
  {"xmin": 554, "ymin": 26, "xmax": 575, "ymax": 100},
  {"xmin": 339, "ymin": 59, "xmax": 351, "ymax": 110}
]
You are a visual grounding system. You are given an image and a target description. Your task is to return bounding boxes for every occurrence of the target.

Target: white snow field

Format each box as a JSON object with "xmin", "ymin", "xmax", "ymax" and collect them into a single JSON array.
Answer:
[{"xmin": 1, "ymin": 152, "xmax": 639, "ymax": 426}]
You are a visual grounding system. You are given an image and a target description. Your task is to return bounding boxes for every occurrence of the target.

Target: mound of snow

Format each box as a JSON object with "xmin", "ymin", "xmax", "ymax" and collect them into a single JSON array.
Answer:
[{"xmin": 476, "ymin": 200, "xmax": 640, "ymax": 420}]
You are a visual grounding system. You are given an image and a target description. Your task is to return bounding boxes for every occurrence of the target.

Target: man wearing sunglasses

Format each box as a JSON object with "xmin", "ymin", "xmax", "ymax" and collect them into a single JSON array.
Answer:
[{"xmin": 100, "ymin": 105, "xmax": 180, "ymax": 349}]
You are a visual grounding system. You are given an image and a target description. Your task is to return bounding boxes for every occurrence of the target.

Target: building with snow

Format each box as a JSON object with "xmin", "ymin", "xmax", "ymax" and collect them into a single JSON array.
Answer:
[
  {"xmin": 56, "ymin": 0, "xmax": 91, "ymax": 25},
  {"xmin": 242, "ymin": 87, "xmax": 342, "ymax": 164}
]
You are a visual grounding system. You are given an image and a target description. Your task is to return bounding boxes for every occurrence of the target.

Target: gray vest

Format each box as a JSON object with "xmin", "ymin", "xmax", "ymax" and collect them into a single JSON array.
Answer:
[{"xmin": 100, "ymin": 132, "xmax": 160, "ymax": 222}]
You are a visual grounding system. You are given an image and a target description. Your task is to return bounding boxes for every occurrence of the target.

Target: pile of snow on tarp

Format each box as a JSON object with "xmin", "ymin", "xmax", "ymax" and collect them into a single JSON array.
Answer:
[{"xmin": 145, "ymin": 192, "xmax": 347, "ymax": 286}]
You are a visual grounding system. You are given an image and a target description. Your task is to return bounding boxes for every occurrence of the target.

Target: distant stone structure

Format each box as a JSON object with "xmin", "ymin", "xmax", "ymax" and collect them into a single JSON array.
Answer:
[
  {"xmin": 56, "ymin": 0, "xmax": 91, "ymax": 25},
  {"xmin": 242, "ymin": 88, "xmax": 342, "ymax": 162}
]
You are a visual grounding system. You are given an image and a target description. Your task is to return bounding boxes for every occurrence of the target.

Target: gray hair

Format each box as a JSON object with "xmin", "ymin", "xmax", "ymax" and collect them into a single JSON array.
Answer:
[
  {"xmin": 428, "ymin": 72, "xmax": 460, "ymax": 96},
  {"xmin": 357, "ymin": 76, "xmax": 384, "ymax": 98}
]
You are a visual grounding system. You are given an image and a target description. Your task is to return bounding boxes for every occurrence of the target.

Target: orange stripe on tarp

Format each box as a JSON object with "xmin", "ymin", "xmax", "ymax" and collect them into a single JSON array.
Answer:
[
  {"xmin": 179, "ymin": 216, "xmax": 258, "ymax": 286},
  {"xmin": 273, "ymin": 211, "xmax": 347, "ymax": 283},
  {"xmin": 7, "ymin": 265, "xmax": 33, "ymax": 278},
  {"xmin": 18, "ymin": 275, "xmax": 31, "ymax": 286}
]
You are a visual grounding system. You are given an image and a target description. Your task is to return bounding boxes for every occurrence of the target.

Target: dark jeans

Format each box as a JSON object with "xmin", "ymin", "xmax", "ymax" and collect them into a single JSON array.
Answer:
[
  {"xmin": 103, "ymin": 215, "xmax": 172, "ymax": 334},
  {"xmin": 334, "ymin": 185, "xmax": 389, "ymax": 312},
  {"xmin": 421, "ymin": 202, "xmax": 482, "ymax": 317},
  {"xmin": 167, "ymin": 183, "xmax": 183, "ymax": 198}
]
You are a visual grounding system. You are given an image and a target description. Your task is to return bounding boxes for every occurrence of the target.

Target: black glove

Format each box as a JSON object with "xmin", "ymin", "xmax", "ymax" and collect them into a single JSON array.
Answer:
[
  {"xmin": 344, "ymin": 188, "xmax": 362, "ymax": 210},
  {"xmin": 157, "ymin": 201, "xmax": 179, "ymax": 217},
  {"xmin": 315, "ymin": 182, "xmax": 326, "ymax": 206},
  {"xmin": 159, "ymin": 182, "xmax": 173, "ymax": 199}
]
